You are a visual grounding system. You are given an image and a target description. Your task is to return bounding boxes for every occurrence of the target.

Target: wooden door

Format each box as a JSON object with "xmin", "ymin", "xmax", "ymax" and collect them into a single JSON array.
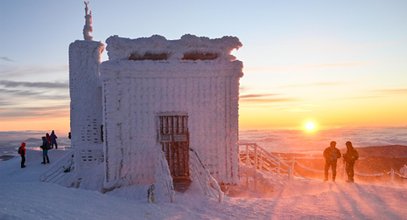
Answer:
[{"xmin": 158, "ymin": 115, "xmax": 190, "ymax": 180}]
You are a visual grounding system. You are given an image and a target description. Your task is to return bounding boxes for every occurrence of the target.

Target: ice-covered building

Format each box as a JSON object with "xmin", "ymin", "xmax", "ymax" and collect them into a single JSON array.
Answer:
[{"xmin": 69, "ymin": 3, "xmax": 243, "ymax": 194}]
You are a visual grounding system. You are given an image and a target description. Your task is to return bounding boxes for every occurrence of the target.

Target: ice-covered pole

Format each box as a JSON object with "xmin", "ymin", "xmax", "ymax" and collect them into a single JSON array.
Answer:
[{"xmin": 83, "ymin": 1, "xmax": 93, "ymax": 41}]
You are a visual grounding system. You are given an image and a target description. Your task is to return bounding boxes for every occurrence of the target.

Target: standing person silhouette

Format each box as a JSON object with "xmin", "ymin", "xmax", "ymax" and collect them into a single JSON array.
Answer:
[
  {"xmin": 323, "ymin": 141, "xmax": 341, "ymax": 182},
  {"xmin": 343, "ymin": 141, "xmax": 359, "ymax": 182},
  {"xmin": 40, "ymin": 136, "xmax": 50, "ymax": 164},
  {"xmin": 18, "ymin": 142, "xmax": 26, "ymax": 168},
  {"xmin": 50, "ymin": 130, "xmax": 58, "ymax": 149},
  {"xmin": 45, "ymin": 133, "xmax": 51, "ymax": 149}
]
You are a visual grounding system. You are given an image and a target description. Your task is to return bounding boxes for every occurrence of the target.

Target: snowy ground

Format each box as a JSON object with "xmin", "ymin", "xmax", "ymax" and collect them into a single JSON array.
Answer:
[{"xmin": 1, "ymin": 149, "xmax": 407, "ymax": 220}]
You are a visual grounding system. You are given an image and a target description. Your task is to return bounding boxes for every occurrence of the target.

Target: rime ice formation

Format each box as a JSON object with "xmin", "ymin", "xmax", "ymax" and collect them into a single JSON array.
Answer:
[
  {"xmin": 69, "ymin": 4, "xmax": 243, "ymax": 194},
  {"xmin": 100, "ymin": 35, "xmax": 243, "ymax": 189},
  {"xmin": 69, "ymin": 40, "xmax": 104, "ymax": 177},
  {"xmin": 83, "ymin": 1, "xmax": 93, "ymax": 41}
]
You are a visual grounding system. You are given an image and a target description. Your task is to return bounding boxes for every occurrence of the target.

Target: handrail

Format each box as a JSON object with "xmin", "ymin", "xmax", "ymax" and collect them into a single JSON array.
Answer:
[
  {"xmin": 154, "ymin": 148, "xmax": 175, "ymax": 203},
  {"xmin": 189, "ymin": 148, "xmax": 223, "ymax": 203},
  {"xmin": 40, "ymin": 151, "xmax": 75, "ymax": 183},
  {"xmin": 238, "ymin": 142, "xmax": 407, "ymax": 183},
  {"xmin": 238, "ymin": 143, "xmax": 292, "ymax": 175}
]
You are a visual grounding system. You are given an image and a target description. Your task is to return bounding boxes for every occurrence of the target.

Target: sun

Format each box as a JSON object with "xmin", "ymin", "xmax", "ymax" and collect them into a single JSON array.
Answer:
[{"xmin": 304, "ymin": 120, "xmax": 317, "ymax": 133}]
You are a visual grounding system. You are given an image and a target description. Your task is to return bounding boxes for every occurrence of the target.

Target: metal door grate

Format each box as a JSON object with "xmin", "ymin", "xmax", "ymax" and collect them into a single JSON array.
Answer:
[{"xmin": 158, "ymin": 114, "xmax": 190, "ymax": 180}]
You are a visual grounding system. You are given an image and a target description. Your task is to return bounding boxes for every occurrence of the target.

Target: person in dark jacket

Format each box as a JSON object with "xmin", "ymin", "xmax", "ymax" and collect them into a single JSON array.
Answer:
[
  {"xmin": 40, "ymin": 136, "xmax": 50, "ymax": 164},
  {"xmin": 18, "ymin": 142, "xmax": 26, "ymax": 168},
  {"xmin": 45, "ymin": 133, "xmax": 51, "ymax": 149},
  {"xmin": 323, "ymin": 141, "xmax": 341, "ymax": 181},
  {"xmin": 343, "ymin": 141, "xmax": 359, "ymax": 182},
  {"xmin": 50, "ymin": 130, "xmax": 58, "ymax": 149}
]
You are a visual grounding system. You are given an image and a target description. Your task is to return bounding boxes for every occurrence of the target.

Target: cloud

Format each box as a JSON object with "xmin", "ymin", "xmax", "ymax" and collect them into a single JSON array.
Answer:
[
  {"xmin": 0, "ymin": 56, "xmax": 13, "ymax": 62},
  {"xmin": 280, "ymin": 81, "xmax": 344, "ymax": 88},
  {"xmin": 0, "ymin": 86, "xmax": 69, "ymax": 113},
  {"xmin": 241, "ymin": 98, "xmax": 297, "ymax": 103},
  {"xmin": 0, "ymin": 105, "xmax": 69, "ymax": 118},
  {"xmin": 0, "ymin": 100, "xmax": 14, "ymax": 106},
  {"xmin": 0, "ymin": 80, "xmax": 68, "ymax": 89},
  {"xmin": 0, "ymin": 88, "xmax": 42, "ymax": 96},
  {"xmin": 375, "ymin": 88, "xmax": 407, "ymax": 95},
  {"xmin": 245, "ymin": 61, "xmax": 367, "ymax": 73},
  {"xmin": 240, "ymin": 93, "xmax": 280, "ymax": 99},
  {"xmin": 302, "ymin": 62, "xmax": 367, "ymax": 69},
  {"xmin": 240, "ymin": 93, "xmax": 297, "ymax": 104},
  {"xmin": 0, "ymin": 64, "xmax": 68, "ymax": 77}
]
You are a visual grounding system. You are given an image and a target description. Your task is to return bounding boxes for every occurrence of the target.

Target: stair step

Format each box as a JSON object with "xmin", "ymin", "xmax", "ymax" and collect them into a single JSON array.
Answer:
[{"xmin": 173, "ymin": 178, "xmax": 191, "ymax": 192}]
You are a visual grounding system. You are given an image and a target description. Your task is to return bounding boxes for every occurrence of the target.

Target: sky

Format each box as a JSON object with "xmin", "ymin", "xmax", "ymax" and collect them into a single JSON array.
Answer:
[{"xmin": 1, "ymin": 0, "xmax": 407, "ymax": 134}]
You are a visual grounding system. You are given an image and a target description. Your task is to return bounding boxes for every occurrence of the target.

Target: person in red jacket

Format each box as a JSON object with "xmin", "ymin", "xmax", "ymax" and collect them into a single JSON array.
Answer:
[
  {"xmin": 323, "ymin": 141, "xmax": 341, "ymax": 181},
  {"xmin": 18, "ymin": 142, "xmax": 26, "ymax": 168}
]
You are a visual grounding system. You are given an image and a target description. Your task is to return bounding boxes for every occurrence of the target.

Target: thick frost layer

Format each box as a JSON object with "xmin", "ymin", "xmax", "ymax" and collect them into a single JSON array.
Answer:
[
  {"xmin": 69, "ymin": 34, "xmax": 243, "ymax": 192},
  {"xmin": 69, "ymin": 40, "xmax": 104, "ymax": 175},
  {"xmin": 105, "ymin": 34, "xmax": 242, "ymax": 62},
  {"xmin": 100, "ymin": 60, "xmax": 242, "ymax": 188}
]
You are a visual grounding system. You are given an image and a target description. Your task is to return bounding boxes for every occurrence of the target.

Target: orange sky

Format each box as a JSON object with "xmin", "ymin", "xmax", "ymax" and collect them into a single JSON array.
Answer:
[{"xmin": 1, "ymin": 1, "xmax": 406, "ymax": 134}]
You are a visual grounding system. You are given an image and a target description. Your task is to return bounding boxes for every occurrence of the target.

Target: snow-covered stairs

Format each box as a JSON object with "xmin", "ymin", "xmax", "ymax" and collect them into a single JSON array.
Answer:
[
  {"xmin": 39, "ymin": 151, "xmax": 75, "ymax": 184},
  {"xmin": 173, "ymin": 177, "xmax": 192, "ymax": 192}
]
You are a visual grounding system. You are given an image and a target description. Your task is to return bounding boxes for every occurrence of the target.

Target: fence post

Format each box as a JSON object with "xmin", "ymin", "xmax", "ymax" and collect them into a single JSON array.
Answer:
[
  {"xmin": 289, "ymin": 158, "xmax": 295, "ymax": 180},
  {"xmin": 390, "ymin": 168, "xmax": 395, "ymax": 183},
  {"xmin": 254, "ymin": 144, "xmax": 258, "ymax": 170},
  {"xmin": 245, "ymin": 144, "xmax": 249, "ymax": 188},
  {"xmin": 253, "ymin": 144, "xmax": 257, "ymax": 190}
]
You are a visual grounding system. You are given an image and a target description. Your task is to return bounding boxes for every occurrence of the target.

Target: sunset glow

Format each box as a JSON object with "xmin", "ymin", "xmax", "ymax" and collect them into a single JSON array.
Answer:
[
  {"xmin": 1, "ymin": 1, "xmax": 407, "ymax": 133},
  {"xmin": 304, "ymin": 121, "xmax": 317, "ymax": 133}
]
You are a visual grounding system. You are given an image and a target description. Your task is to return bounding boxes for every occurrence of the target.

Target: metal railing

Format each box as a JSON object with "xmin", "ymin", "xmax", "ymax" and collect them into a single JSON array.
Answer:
[
  {"xmin": 189, "ymin": 148, "xmax": 223, "ymax": 203},
  {"xmin": 154, "ymin": 149, "xmax": 175, "ymax": 203},
  {"xmin": 239, "ymin": 142, "xmax": 407, "ymax": 184},
  {"xmin": 39, "ymin": 151, "xmax": 75, "ymax": 184}
]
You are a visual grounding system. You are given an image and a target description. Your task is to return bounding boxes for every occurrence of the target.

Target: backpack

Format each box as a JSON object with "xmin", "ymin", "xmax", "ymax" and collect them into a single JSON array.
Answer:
[
  {"xmin": 18, "ymin": 147, "xmax": 22, "ymax": 155},
  {"xmin": 45, "ymin": 142, "xmax": 51, "ymax": 150}
]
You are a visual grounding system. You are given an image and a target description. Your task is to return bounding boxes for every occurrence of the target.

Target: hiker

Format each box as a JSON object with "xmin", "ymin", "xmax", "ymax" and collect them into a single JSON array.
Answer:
[
  {"xmin": 18, "ymin": 142, "xmax": 26, "ymax": 168},
  {"xmin": 50, "ymin": 130, "xmax": 58, "ymax": 149},
  {"xmin": 40, "ymin": 136, "xmax": 50, "ymax": 164},
  {"xmin": 45, "ymin": 133, "xmax": 51, "ymax": 148},
  {"xmin": 343, "ymin": 141, "xmax": 359, "ymax": 182},
  {"xmin": 323, "ymin": 141, "xmax": 341, "ymax": 181}
]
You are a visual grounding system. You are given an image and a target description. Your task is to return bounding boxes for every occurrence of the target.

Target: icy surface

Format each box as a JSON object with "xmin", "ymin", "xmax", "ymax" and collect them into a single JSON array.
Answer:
[
  {"xmin": 105, "ymin": 34, "xmax": 242, "ymax": 61},
  {"xmin": 1, "ymin": 150, "xmax": 406, "ymax": 219},
  {"xmin": 99, "ymin": 35, "xmax": 243, "ymax": 188}
]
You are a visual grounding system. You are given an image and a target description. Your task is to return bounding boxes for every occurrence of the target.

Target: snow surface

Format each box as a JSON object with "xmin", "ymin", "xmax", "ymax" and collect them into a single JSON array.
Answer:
[{"xmin": 1, "ymin": 149, "xmax": 406, "ymax": 220}]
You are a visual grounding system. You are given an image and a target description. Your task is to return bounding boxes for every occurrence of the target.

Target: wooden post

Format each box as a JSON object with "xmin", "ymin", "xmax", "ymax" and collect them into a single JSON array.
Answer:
[
  {"xmin": 245, "ymin": 144, "xmax": 249, "ymax": 188},
  {"xmin": 390, "ymin": 168, "xmax": 395, "ymax": 183},
  {"xmin": 289, "ymin": 158, "xmax": 295, "ymax": 180},
  {"xmin": 254, "ymin": 144, "xmax": 258, "ymax": 170},
  {"xmin": 253, "ymin": 144, "xmax": 257, "ymax": 190}
]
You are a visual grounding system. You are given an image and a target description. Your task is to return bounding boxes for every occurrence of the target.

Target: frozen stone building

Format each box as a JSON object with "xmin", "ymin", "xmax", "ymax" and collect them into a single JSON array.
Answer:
[{"xmin": 69, "ymin": 3, "xmax": 243, "ymax": 193}]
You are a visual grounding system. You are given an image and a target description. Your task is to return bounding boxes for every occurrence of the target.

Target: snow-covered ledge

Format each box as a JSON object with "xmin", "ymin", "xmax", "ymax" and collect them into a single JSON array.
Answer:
[{"xmin": 105, "ymin": 34, "xmax": 242, "ymax": 62}]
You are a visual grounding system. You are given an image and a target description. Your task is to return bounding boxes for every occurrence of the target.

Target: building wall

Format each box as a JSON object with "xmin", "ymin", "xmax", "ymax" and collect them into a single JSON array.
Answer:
[
  {"xmin": 100, "ymin": 61, "xmax": 242, "ymax": 188},
  {"xmin": 69, "ymin": 40, "xmax": 105, "ymax": 170}
]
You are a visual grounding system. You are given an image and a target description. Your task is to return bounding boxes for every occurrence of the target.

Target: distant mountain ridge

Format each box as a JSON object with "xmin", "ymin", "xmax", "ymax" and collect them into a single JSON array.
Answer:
[{"xmin": 355, "ymin": 145, "xmax": 407, "ymax": 158}]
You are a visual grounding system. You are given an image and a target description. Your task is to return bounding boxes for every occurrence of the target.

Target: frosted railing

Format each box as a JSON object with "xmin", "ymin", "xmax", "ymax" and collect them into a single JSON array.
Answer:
[
  {"xmin": 40, "ymin": 151, "xmax": 75, "ymax": 183},
  {"xmin": 189, "ymin": 148, "xmax": 223, "ymax": 203},
  {"xmin": 239, "ymin": 143, "xmax": 407, "ymax": 182},
  {"xmin": 238, "ymin": 143, "xmax": 292, "ymax": 175},
  {"xmin": 154, "ymin": 149, "xmax": 175, "ymax": 203}
]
